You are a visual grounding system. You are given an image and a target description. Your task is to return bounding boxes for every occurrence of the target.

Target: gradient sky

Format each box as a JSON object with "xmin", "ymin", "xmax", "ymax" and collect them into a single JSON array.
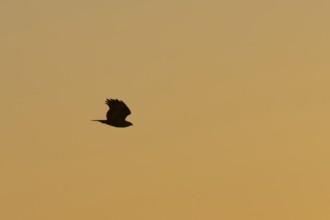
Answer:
[{"xmin": 1, "ymin": 1, "xmax": 330, "ymax": 219}]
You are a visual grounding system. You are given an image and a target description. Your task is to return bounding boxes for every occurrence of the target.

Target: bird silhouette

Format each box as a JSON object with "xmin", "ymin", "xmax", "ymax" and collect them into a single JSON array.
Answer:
[{"xmin": 92, "ymin": 98, "xmax": 133, "ymax": 127}]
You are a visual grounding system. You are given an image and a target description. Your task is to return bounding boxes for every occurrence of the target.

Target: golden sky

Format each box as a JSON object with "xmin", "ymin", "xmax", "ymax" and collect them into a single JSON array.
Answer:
[{"xmin": 1, "ymin": 0, "xmax": 330, "ymax": 219}]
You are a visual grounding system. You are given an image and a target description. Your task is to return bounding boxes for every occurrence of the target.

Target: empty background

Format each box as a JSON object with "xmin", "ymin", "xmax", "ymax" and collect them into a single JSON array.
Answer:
[{"xmin": 1, "ymin": 0, "xmax": 330, "ymax": 219}]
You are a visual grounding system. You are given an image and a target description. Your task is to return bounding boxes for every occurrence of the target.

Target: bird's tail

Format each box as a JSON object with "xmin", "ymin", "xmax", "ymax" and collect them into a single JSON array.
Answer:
[{"xmin": 91, "ymin": 120, "xmax": 107, "ymax": 123}]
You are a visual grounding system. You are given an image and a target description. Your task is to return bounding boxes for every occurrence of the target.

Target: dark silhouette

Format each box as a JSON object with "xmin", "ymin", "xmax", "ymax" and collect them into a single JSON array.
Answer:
[{"xmin": 92, "ymin": 98, "xmax": 133, "ymax": 127}]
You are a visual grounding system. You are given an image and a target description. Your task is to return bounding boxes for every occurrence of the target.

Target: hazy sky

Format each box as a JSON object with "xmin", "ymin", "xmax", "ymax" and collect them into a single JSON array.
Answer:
[{"xmin": 1, "ymin": 1, "xmax": 330, "ymax": 219}]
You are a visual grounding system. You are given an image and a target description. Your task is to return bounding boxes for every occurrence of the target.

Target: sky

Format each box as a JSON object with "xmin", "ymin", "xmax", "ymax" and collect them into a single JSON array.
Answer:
[{"xmin": 1, "ymin": 0, "xmax": 330, "ymax": 219}]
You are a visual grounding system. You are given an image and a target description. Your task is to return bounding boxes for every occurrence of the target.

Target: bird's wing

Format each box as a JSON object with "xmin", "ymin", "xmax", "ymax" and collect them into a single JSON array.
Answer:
[{"xmin": 105, "ymin": 99, "xmax": 131, "ymax": 121}]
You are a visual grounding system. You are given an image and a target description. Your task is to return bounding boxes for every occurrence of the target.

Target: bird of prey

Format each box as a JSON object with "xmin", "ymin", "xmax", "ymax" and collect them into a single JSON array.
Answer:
[{"xmin": 92, "ymin": 98, "xmax": 133, "ymax": 127}]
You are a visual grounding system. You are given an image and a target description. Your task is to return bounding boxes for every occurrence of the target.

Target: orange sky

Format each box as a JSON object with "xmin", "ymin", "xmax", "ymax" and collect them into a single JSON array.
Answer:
[{"xmin": 1, "ymin": 1, "xmax": 330, "ymax": 219}]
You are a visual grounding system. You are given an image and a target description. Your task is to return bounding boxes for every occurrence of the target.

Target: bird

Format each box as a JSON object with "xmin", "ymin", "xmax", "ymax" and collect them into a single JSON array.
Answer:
[{"xmin": 92, "ymin": 98, "xmax": 133, "ymax": 127}]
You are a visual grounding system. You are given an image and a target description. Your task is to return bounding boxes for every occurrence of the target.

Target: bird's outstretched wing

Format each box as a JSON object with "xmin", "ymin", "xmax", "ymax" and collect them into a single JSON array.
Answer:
[{"xmin": 106, "ymin": 99, "xmax": 131, "ymax": 122}]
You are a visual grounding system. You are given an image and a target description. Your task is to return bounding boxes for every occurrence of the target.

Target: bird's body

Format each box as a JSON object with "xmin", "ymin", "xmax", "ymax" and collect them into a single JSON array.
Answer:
[
  {"xmin": 92, "ymin": 99, "xmax": 133, "ymax": 128},
  {"xmin": 92, "ymin": 119, "xmax": 133, "ymax": 127}
]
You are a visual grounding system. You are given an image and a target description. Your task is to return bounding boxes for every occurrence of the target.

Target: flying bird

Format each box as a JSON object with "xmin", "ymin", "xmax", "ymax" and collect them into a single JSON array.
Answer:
[{"xmin": 92, "ymin": 98, "xmax": 133, "ymax": 127}]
